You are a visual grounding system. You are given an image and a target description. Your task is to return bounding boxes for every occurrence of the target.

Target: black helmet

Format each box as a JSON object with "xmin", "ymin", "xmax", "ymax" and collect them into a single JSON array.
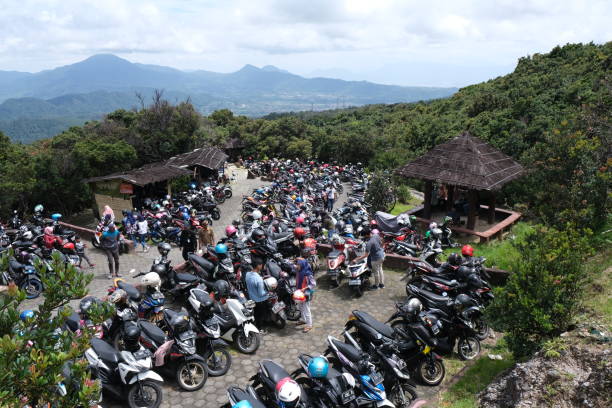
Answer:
[
  {"xmin": 457, "ymin": 266, "xmax": 474, "ymax": 281},
  {"xmin": 151, "ymin": 263, "xmax": 166, "ymax": 275},
  {"xmin": 403, "ymin": 298, "xmax": 423, "ymax": 321},
  {"xmin": 123, "ymin": 324, "xmax": 141, "ymax": 352},
  {"xmin": 121, "ymin": 210, "xmax": 128, "ymax": 216},
  {"xmin": 251, "ymin": 228, "xmax": 266, "ymax": 242},
  {"xmin": 454, "ymin": 294, "xmax": 476, "ymax": 311},
  {"xmin": 79, "ymin": 296, "xmax": 101, "ymax": 319},
  {"xmin": 232, "ymin": 219, "xmax": 241, "ymax": 227},
  {"xmin": 467, "ymin": 274, "xmax": 483, "ymax": 289},
  {"xmin": 213, "ymin": 280, "xmax": 230, "ymax": 300},
  {"xmin": 447, "ymin": 253, "xmax": 461, "ymax": 266},
  {"xmin": 157, "ymin": 242, "xmax": 171, "ymax": 256}
]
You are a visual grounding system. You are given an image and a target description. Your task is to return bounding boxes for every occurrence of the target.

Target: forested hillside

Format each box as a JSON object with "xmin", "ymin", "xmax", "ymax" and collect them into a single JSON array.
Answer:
[{"xmin": 0, "ymin": 43, "xmax": 609, "ymax": 231}]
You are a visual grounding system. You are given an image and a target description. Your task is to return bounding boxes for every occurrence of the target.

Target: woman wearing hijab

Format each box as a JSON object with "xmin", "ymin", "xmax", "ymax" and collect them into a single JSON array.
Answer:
[
  {"xmin": 102, "ymin": 205, "xmax": 115, "ymax": 223},
  {"xmin": 295, "ymin": 256, "xmax": 316, "ymax": 333}
]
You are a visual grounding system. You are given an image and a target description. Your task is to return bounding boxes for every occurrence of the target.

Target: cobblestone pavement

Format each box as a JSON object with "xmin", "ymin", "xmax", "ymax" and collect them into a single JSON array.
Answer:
[{"xmin": 22, "ymin": 170, "xmax": 442, "ymax": 407}]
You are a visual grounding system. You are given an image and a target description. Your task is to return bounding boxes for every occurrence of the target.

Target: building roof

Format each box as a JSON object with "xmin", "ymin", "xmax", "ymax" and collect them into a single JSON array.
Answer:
[
  {"xmin": 166, "ymin": 146, "xmax": 228, "ymax": 170},
  {"xmin": 395, "ymin": 132, "xmax": 524, "ymax": 190},
  {"xmin": 223, "ymin": 137, "xmax": 246, "ymax": 150},
  {"xmin": 84, "ymin": 163, "xmax": 191, "ymax": 187}
]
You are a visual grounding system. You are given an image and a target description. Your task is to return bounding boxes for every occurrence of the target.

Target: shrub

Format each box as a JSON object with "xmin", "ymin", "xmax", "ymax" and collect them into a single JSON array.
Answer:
[
  {"xmin": 365, "ymin": 170, "xmax": 396, "ymax": 213},
  {"xmin": 487, "ymin": 224, "xmax": 592, "ymax": 358},
  {"xmin": 395, "ymin": 184, "xmax": 413, "ymax": 204}
]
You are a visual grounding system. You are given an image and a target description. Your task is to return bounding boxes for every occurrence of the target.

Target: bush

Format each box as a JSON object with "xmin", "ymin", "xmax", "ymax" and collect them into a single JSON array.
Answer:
[
  {"xmin": 487, "ymin": 224, "xmax": 592, "ymax": 358},
  {"xmin": 395, "ymin": 184, "xmax": 412, "ymax": 204},
  {"xmin": 365, "ymin": 171, "xmax": 396, "ymax": 213}
]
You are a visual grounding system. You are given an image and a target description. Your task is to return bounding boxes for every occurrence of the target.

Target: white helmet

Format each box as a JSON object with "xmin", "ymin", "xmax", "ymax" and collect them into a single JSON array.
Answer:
[
  {"xmin": 429, "ymin": 222, "xmax": 438, "ymax": 230},
  {"xmin": 252, "ymin": 210, "xmax": 263, "ymax": 220},
  {"xmin": 276, "ymin": 377, "xmax": 300, "ymax": 406},
  {"xmin": 34, "ymin": 204, "xmax": 44, "ymax": 213},
  {"xmin": 264, "ymin": 276, "xmax": 278, "ymax": 291},
  {"xmin": 23, "ymin": 231, "xmax": 33, "ymax": 240},
  {"xmin": 141, "ymin": 272, "xmax": 161, "ymax": 288}
]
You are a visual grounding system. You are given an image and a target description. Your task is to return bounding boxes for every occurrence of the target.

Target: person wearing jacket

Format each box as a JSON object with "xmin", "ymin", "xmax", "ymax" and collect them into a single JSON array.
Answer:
[
  {"xmin": 101, "ymin": 224, "xmax": 121, "ymax": 279},
  {"xmin": 295, "ymin": 256, "xmax": 316, "ymax": 333}
]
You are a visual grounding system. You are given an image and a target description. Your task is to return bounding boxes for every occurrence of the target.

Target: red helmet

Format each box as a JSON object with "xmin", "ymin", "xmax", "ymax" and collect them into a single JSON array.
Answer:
[
  {"xmin": 63, "ymin": 242, "xmax": 75, "ymax": 250},
  {"xmin": 462, "ymin": 245, "xmax": 474, "ymax": 257},
  {"xmin": 295, "ymin": 216, "xmax": 305, "ymax": 225},
  {"xmin": 303, "ymin": 238, "xmax": 316, "ymax": 248},
  {"xmin": 294, "ymin": 227, "xmax": 306, "ymax": 238},
  {"xmin": 370, "ymin": 219, "xmax": 378, "ymax": 226},
  {"xmin": 292, "ymin": 289, "xmax": 306, "ymax": 303}
]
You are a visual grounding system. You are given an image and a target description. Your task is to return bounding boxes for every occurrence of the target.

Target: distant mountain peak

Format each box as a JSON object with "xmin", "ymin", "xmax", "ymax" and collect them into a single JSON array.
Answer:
[
  {"xmin": 237, "ymin": 64, "xmax": 260, "ymax": 73},
  {"xmin": 81, "ymin": 54, "xmax": 129, "ymax": 64},
  {"xmin": 262, "ymin": 65, "xmax": 290, "ymax": 74}
]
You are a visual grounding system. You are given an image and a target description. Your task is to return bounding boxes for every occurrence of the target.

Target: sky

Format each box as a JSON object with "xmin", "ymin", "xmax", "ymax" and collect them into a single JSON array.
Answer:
[{"xmin": 0, "ymin": 0, "xmax": 610, "ymax": 87}]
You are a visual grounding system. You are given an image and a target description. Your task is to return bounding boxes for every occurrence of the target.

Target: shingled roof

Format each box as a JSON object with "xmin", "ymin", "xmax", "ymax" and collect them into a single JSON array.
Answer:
[
  {"xmin": 395, "ymin": 132, "xmax": 524, "ymax": 190},
  {"xmin": 166, "ymin": 146, "xmax": 228, "ymax": 170},
  {"xmin": 84, "ymin": 163, "xmax": 191, "ymax": 187}
]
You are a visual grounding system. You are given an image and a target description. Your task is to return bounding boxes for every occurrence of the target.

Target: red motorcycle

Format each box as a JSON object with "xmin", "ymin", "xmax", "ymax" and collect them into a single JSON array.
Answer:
[{"xmin": 326, "ymin": 235, "xmax": 359, "ymax": 287}]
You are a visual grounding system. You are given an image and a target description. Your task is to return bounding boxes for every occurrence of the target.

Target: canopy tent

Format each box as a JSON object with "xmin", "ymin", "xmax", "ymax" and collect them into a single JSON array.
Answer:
[{"xmin": 395, "ymin": 132, "xmax": 524, "ymax": 229}]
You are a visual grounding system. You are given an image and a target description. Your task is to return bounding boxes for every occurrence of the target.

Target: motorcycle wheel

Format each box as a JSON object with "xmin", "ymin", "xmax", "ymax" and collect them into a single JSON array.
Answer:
[
  {"xmin": 216, "ymin": 195, "xmax": 226, "ymax": 204},
  {"xmin": 212, "ymin": 210, "xmax": 221, "ymax": 221},
  {"xmin": 127, "ymin": 380, "xmax": 162, "ymax": 408},
  {"xmin": 91, "ymin": 237, "xmax": 100, "ymax": 249},
  {"xmin": 457, "ymin": 337, "xmax": 481, "ymax": 360},
  {"xmin": 273, "ymin": 311, "xmax": 287, "ymax": 329},
  {"xmin": 224, "ymin": 190, "xmax": 233, "ymax": 198},
  {"xmin": 473, "ymin": 318, "xmax": 490, "ymax": 341},
  {"xmin": 176, "ymin": 359, "xmax": 208, "ymax": 391},
  {"xmin": 150, "ymin": 235, "xmax": 163, "ymax": 244},
  {"xmin": 233, "ymin": 330, "xmax": 261, "ymax": 354},
  {"xmin": 22, "ymin": 277, "xmax": 43, "ymax": 299},
  {"xmin": 286, "ymin": 303, "xmax": 301, "ymax": 321},
  {"xmin": 417, "ymin": 358, "xmax": 445, "ymax": 386},
  {"xmin": 389, "ymin": 382, "xmax": 418, "ymax": 407},
  {"xmin": 206, "ymin": 345, "xmax": 232, "ymax": 377}
]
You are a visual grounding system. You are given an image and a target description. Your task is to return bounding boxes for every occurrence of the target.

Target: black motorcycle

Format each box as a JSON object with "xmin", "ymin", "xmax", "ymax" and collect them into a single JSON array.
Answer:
[{"xmin": 3, "ymin": 257, "xmax": 44, "ymax": 299}]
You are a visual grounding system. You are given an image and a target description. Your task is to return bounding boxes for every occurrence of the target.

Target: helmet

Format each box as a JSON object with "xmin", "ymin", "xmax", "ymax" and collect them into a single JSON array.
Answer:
[
  {"xmin": 467, "ymin": 274, "xmax": 483, "ymax": 289},
  {"xmin": 307, "ymin": 357, "xmax": 329, "ymax": 378},
  {"xmin": 443, "ymin": 215, "xmax": 453, "ymax": 224},
  {"xmin": 182, "ymin": 212, "xmax": 190, "ymax": 221},
  {"xmin": 79, "ymin": 296, "xmax": 101, "ymax": 318},
  {"xmin": 252, "ymin": 210, "xmax": 262, "ymax": 220},
  {"xmin": 157, "ymin": 242, "xmax": 171, "ymax": 256},
  {"xmin": 34, "ymin": 204, "xmax": 44, "ymax": 213},
  {"xmin": 214, "ymin": 280, "xmax": 230, "ymax": 299},
  {"xmin": 122, "ymin": 210, "xmax": 128, "ymax": 216},
  {"xmin": 256, "ymin": 188, "xmax": 264, "ymax": 195},
  {"xmin": 291, "ymin": 195, "xmax": 297, "ymax": 201},
  {"xmin": 276, "ymin": 377, "xmax": 300, "ymax": 406},
  {"xmin": 372, "ymin": 229, "xmax": 380, "ymax": 235},
  {"xmin": 251, "ymin": 229, "xmax": 266, "ymax": 242},
  {"xmin": 123, "ymin": 324, "xmax": 142, "ymax": 352},
  {"xmin": 225, "ymin": 225, "xmax": 237, "ymax": 237},
  {"xmin": 141, "ymin": 272, "xmax": 161, "ymax": 288},
  {"xmin": 51, "ymin": 213, "xmax": 62, "ymax": 221},
  {"xmin": 370, "ymin": 219, "xmax": 378, "ymax": 226},
  {"xmin": 264, "ymin": 277, "xmax": 278, "ymax": 291},
  {"xmin": 295, "ymin": 216, "xmax": 305, "ymax": 225},
  {"xmin": 20, "ymin": 310, "xmax": 35, "ymax": 321},
  {"xmin": 404, "ymin": 298, "xmax": 423, "ymax": 320},
  {"xmin": 109, "ymin": 288, "xmax": 128, "ymax": 304},
  {"xmin": 151, "ymin": 263, "xmax": 166, "ymax": 276},
  {"xmin": 232, "ymin": 219, "xmax": 241, "ymax": 227},
  {"xmin": 63, "ymin": 242, "xmax": 75, "ymax": 250},
  {"xmin": 429, "ymin": 222, "xmax": 438, "ymax": 230},
  {"xmin": 292, "ymin": 289, "xmax": 306, "ymax": 303},
  {"xmin": 447, "ymin": 253, "xmax": 462, "ymax": 266},
  {"xmin": 462, "ymin": 245, "xmax": 474, "ymax": 257},
  {"xmin": 431, "ymin": 228, "xmax": 443, "ymax": 239},
  {"xmin": 293, "ymin": 227, "xmax": 305, "ymax": 238},
  {"xmin": 214, "ymin": 243, "xmax": 228, "ymax": 255},
  {"xmin": 232, "ymin": 402, "xmax": 253, "ymax": 408},
  {"xmin": 454, "ymin": 294, "xmax": 476, "ymax": 311},
  {"xmin": 303, "ymin": 238, "xmax": 316, "ymax": 248},
  {"xmin": 295, "ymin": 197, "xmax": 303, "ymax": 203},
  {"xmin": 457, "ymin": 266, "xmax": 474, "ymax": 280}
]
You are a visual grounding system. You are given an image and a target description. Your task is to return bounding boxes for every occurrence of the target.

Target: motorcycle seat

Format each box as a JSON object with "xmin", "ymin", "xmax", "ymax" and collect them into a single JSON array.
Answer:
[
  {"xmin": 412, "ymin": 286, "xmax": 454, "ymax": 306},
  {"xmin": 189, "ymin": 254, "xmax": 215, "ymax": 272},
  {"xmin": 138, "ymin": 321, "xmax": 167, "ymax": 346},
  {"xmin": 426, "ymin": 275, "xmax": 459, "ymax": 287},
  {"xmin": 90, "ymin": 338, "xmax": 122, "ymax": 366},
  {"xmin": 260, "ymin": 359, "xmax": 291, "ymax": 384},
  {"xmin": 331, "ymin": 339, "xmax": 364, "ymax": 362},
  {"xmin": 9, "ymin": 260, "xmax": 25, "ymax": 272},
  {"xmin": 328, "ymin": 250, "xmax": 342, "ymax": 259},
  {"xmin": 175, "ymin": 271, "xmax": 200, "ymax": 283},
  {"xmin": 227, "ymin": 387, "xmax": 266, "ymax": 408},
  {"xmin": 117, "ymin": 281, "xmax": 141, "ymax": 302},
  {"xmin": 353, "ymin": 310, "xmax": 395, "ymax": 339},
  {"xmin": 272, "ymin": 232, "xmax": 293, "ymax": 242}
]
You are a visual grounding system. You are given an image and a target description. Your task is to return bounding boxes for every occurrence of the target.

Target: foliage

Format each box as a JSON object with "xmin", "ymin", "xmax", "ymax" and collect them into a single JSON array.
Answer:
[
  {"xmin": 0, "ymin": 251, "xmax": 112, "ymax": 407},
  {"xmin": 395, "ymin": 184, "xmax": 412, "ymax": 204},
  {"xmin": 487, "ymin": 225, "xmax": 593, "ymax": 358},
  {"xmin": 365, "ymin": 171, "xmax": 396, "ymax": 213}
]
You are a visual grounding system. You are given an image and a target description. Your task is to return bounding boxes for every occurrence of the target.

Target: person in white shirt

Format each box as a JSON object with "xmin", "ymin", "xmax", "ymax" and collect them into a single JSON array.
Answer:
[{"xmin": 136, "ymin": 216, "xmax": 150, "ymax": 252}]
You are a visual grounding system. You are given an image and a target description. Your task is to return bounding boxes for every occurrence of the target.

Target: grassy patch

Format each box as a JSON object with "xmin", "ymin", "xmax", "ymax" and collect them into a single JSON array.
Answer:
[
  {"xmin": 439, "ymin": 342, "xmax": 515, "ymax": 408},
  {"xmin": 582, "ymin": 245, "xmax": 612, "ymax": 329},
  {"xmin": 390, "ymin": 196, "xmax": 422, "ymax": 215}
]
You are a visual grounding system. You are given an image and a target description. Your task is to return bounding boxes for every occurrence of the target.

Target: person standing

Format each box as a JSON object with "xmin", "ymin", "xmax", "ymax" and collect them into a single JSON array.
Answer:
[
  {"xmin": 245, "ymin": 258, "xmax": 269, "ymax": 331},
  {"xmin": 101, "ymin": 224, "xmax": 121, "ymax": 279},
  {"xmin": 295, "ymin": 256, "xmax": 316, "ymax": 333},
  {"xmin": 136, "ymin": 216, "xmax": 150, "ymax": 252},
  {"xmin": 179, "ymin": 224, "xmax": 197, "ymax": 261},
  {"xmin": 198, "ymin": 219, "xmax": 215, "ymax": 250},
  {"xmin": 353, "ymin": 227, "xmax": 386, "ymax": 290},
  {"xmin": 326, "ymin": 184, "xmax": 336, "ymax": 212}
]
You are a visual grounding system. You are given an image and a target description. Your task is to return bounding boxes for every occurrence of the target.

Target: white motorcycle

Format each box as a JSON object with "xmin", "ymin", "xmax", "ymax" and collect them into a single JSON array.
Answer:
[
  {"xmin": 215, "ymin": 296, "xmax": 261, "ymax": 354},
  {"xmin": 344, "ymin": 258, "xmax": 372, "ymax": 298},
  {"xmin": 85, "ymin": 338, "xmax": 164, "ymax": 408}
]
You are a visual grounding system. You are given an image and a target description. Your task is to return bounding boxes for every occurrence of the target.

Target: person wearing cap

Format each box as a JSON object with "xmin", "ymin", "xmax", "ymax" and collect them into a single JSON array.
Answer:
[{"xmin": 352, "ymin": 227, "xmax": 385, "ymax": 290}]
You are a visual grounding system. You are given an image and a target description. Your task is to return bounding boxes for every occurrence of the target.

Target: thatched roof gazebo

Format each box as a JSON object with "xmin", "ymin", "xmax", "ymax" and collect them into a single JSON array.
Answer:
[{"xmin": 395, "ymin": 132, "xmax": 524, "ymax": 230}]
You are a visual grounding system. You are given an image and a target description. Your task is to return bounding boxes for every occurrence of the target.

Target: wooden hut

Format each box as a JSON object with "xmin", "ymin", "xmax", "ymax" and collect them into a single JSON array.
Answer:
[
  {"xmin": 395, "ymin": 132, "xmax": 524, "ymax": 231},
  {"xmin": 165, "ymin": 146, "xmax": 228, "ymax": 182}
]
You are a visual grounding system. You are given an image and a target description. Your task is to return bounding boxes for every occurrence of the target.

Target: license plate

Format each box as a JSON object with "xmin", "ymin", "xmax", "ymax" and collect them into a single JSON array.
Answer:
[
  {"xmin": 272, "ymin": 302, "xmax": 285, "ymax": 313},
  {"xmin": 348, "ymin": 278, "xmax": 361, "ymax": 286},
  {"xmin": 370, "ymin": 372, "xmax": 383, "ymax": 385},
  {"xmin": 341, "ymin": 389, "xmax": 355, "ymax": 404}
]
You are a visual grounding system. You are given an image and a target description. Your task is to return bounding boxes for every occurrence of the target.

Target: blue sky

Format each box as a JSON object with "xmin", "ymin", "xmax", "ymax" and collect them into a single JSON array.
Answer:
[{"xmin": 0, "ymin": 0, "xmax": 610, "ymax": 87}]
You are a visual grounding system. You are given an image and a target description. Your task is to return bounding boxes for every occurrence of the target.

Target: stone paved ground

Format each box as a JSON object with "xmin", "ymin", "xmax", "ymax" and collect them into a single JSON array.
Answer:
[{"xmin": 22, "ymin": 169, "xmax": 443, "ymax": 407}]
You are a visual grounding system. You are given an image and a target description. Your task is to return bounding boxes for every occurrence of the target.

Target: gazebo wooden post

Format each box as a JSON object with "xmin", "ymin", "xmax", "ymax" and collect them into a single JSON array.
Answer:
[
  {"xmin": 467, "ymin": 189, "xmax": 478, "ymax": 230},
  {"xmin": 423, "ymin": 181, "xmax": 433, "ymax": 219},
  {"xmin": 446, "ymin": 185, "xmax": 455, "ymax": 211},
  {"xmin": 488, "ymin": 192, "xmax": 496, "ymax": 224}
]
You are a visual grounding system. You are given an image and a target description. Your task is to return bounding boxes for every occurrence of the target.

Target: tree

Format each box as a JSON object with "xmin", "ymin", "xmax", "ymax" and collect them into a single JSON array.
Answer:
[
  {"xmin": 0, "ymin": 252, "xmax": 109, "ymax": 407},
  {"xmin": 487, "ymin": 225, "xmax": 592, "ymax": 358},
  {"xmin": 365, "ymin": 171, "xmax": 396, "ymax": 213}
]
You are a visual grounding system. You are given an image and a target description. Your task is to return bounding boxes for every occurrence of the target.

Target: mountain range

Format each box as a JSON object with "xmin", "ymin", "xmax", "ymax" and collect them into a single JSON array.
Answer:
[{"xmin": 0, "ymin": 54, "xmax": 457, "ymax": 142}]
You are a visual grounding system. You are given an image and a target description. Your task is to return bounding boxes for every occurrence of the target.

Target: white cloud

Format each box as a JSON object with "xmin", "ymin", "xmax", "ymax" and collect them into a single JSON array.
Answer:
[{"xmin": 0, "ymin": 0, "xmax": 609, "ymax": 86}]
